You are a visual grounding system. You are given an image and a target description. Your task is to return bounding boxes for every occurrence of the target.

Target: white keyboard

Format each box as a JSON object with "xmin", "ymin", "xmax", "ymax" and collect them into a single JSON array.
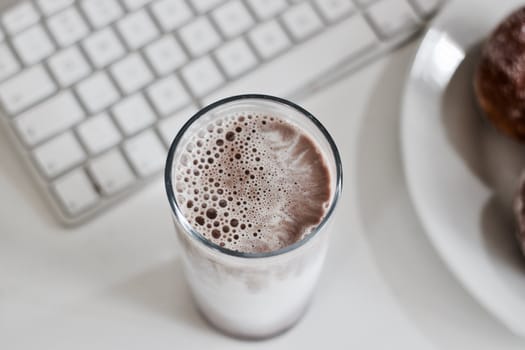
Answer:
[{"xmin": 0, "ymin": 0, "xmax": 443, "ymax": 224}]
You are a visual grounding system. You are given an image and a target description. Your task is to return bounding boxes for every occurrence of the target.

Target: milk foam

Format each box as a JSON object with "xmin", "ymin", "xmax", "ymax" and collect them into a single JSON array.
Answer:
[{"xmin": 174, "ymin": 113, "xmax": 331, "ymax": 253}]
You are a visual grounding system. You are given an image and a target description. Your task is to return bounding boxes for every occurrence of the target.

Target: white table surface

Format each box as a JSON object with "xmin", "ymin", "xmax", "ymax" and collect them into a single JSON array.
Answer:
[{"xmin": 2, "ymin": 18, "xmax": 525, "ymax": 349}]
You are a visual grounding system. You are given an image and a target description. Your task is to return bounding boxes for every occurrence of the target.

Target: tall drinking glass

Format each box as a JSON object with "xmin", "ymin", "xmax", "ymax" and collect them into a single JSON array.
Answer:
[{"xmin": 165, "ymin": 95, "xmax": 342, "ymax": 339}]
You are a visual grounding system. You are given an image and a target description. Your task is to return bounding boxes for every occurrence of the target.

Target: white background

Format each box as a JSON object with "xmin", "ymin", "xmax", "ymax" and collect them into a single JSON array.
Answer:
[{"xmin": 2, "ymin": 11, "xmax": 525, "ymax": 349}]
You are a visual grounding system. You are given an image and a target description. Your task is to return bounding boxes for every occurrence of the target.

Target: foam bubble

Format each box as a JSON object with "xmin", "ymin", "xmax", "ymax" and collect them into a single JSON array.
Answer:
[{"xmin": 174, "ymin": 113, "xmax": 331, "ymax": 253}]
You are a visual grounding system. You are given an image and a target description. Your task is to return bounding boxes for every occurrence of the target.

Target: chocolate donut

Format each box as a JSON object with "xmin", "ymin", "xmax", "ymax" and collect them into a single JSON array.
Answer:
[
  {"xmin": 515, "ymin": 171, "xmax": 525, "ymax": 252},
  {"xmin": 474, "ymin": 7, "xmax": 525, "ymax": 141}
]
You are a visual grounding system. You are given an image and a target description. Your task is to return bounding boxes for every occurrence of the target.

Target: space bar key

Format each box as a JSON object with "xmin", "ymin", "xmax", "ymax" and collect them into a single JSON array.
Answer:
[{"xmin": 203, "ymin": 15, "xmax": 377, "ymax": 104}]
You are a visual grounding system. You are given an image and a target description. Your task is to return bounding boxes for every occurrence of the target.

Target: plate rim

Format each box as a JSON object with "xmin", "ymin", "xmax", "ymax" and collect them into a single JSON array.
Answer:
[{"xmin": 400, "ymin": 0, "xmax": 525, "ymax": 336}]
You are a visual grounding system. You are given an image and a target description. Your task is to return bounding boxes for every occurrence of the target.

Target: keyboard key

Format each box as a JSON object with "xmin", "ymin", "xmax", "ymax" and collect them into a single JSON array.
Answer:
[
  {"xmin": 249, "ymin": 20, "xmax": 291, "ymax": 59},
  {"xmin": 0, "ymin": 44, "xmax": 20, "ymax": 81},
  {"xmin": 410, "ymin": 0, "xmax": 442, "ymax": 18},
  {"xmin": 122, "ymin": 0, "xmax": 152, "ymax": 11},
  {"xmin": 36, "ymin": 0, "xmax": 74, "ymax": 16},
  {"xmin": 205, "ymin": 15, "xmax": 377, "ymax": 103},
  {"xmin": 151, "ymin": 0, "xmax": 194, "ymax": 32},
  {"xmin": 12, "ymin": 25, "xmax": 55, "ymax": 65},
  {"xmin": 53, "ymin": 168, "xmax": 99, "ymax": 215},
  {"xmin": 179, "ymin": 17, "xmax": 221, "ymax": 57},
  {"xmin": 144, "ymin": 35, "xmax": 187, "ymax": 75},
  {"xmin": 0, "ymin": 64, "xmax": 56, "ymax": 114},
  {"xmin": 367, "ymin": 0, "xmax": 419, "ymax": 39},
  {"xmin": 246, "ymin": 0, "xmax": 287, "ymax": 20},
  {"xmin": 314, "ymin": 0, "xmax": 355, "ymax": 22},
  {"xmin": 47, "ymin": 7, "xmax": 89, "ymax": 47},
  {"xmin": 147, "ymin": 75, "xmax": 190, "ymax": 116},
  {"xmin": 181, "ymin": 55, "xmax": 224, "ymax": 97},
  {"xmin": 80, "ymin": 0, "xmax": 124, "ymax": 28},
  {"xmin": 83, "ymin": 28, "xmax": 125, "ymax": 68},
  {"xmin": 189, "ymin": 0, "xmax": 224, "ymax": 13},
  {"xmin": 14, "ymin": 91, "xmax": 85, "ymax": 146},
  {"xmin": 282, "ymin": 3, "xmax": 324, "ymax": 41},
  {"xmin": 88, "ymin": 149, "xmax": 135, "ymax": 196},
  {"xmin": 2, "ymin": 3, "xmax": 40, "ymax": 35},
  {"xmin": 76, "ymin": 72, "xmax": 120, "ymax": 113},
  {"xmin": 77, "ymin": 112, "xmax": 122, "ymax": 155},
  {"xmin": 48, "ymin": 46, "xmax": 91, "ymax": 87},
  {"xmin": 158, "ymin": 104, "xmax": 197, "ymax": 146},
  {"xmin": 123, "ymin": 130, "xmax": 166, "ymax": 177},
  {"xmin": 117, "ymin": 9, "xmax": 159, "ymax": 50},
  {"xmin": 112, "ymin": 93, "xmax": 156, "ymax": 135},
  {"xmin": 215, "ymin": 38, "xmax": 257, "ymax": 78},
  {"xmin": 34, "ymin": 131, "xmax": 86, "ymax": 178},
  {"xmin": 212, "ymin": 0, "xmax": 254, "ymax": 39},
  {"xmin": 110, "ymin": 53, "xmax": 153, "ymax": 95}
]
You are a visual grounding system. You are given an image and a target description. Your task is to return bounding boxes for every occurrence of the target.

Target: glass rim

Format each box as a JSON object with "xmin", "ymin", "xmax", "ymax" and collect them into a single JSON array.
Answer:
[{"xmin": 165, "ymin": 94, "xmax": 343, "ymax": 259}]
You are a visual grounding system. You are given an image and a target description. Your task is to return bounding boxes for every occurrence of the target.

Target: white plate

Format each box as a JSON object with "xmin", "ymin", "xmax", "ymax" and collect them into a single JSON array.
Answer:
[{"xmin": 402, "ymin": 0, "xmax": 525, "ymax": 337}]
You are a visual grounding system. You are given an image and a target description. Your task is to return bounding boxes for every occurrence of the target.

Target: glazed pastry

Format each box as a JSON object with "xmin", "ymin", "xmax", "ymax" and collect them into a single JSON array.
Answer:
[
  {"xmin": 515, "ymin": 171, "xmax": 525, "ymax": 252},
  {"xmin": 474, "ymin": 7, "xmax": 525, "ymax": 141}
]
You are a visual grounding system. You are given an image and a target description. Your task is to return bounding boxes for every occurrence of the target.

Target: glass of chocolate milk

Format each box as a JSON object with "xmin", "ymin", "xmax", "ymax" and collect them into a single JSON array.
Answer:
[{"xmin": 165, "ymin": 95, "xmax": 342, "ymax": 339}]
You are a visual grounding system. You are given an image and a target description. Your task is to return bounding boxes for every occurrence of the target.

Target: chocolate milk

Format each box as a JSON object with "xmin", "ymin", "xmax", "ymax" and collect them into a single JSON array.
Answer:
[
  {"xmin": 166, "ymin": 96, "xmax": 341, "ymax": 338},
  {"xmin": 173, "ymin": 113, "xmax": 331, "ymax": 253}
]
